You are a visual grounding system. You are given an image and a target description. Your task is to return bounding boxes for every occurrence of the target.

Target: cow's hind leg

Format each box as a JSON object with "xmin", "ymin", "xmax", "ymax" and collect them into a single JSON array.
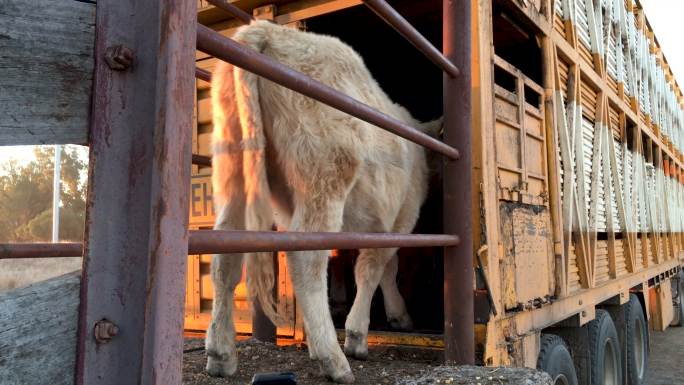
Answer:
[
  {"xmin": 344, "ymin": 247, "xmax": 396, "ymax": 360},
  {"xmin": 205, "ymin": 201, "xmax": 245, "ymax": 376},
  {"xmin": 379, "ymin": 254, "xmax": 413, "ymax": 331},
  {"xmin": 287, "ymin": 197, "xmax": 354, "ymax": 383}
]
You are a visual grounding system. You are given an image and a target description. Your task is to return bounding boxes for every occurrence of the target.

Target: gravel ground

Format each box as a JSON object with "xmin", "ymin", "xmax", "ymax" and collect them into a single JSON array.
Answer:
[
  {"xmin": 182, "ymin": 339, "xmax": 551, "ymax": 385},
  {"xmin": 183, "ymin": 338, "xmax": 443, "ymax": 385}
]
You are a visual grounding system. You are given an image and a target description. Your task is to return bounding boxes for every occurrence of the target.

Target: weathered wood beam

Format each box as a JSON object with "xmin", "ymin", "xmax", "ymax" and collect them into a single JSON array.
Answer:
[
  {"xmin": 0, "ymin": 0, "xmax": 95, "ymax": 146},
  {"xmin": 0, "ymin": 272, "xmax": 80, "ymax": 385}
]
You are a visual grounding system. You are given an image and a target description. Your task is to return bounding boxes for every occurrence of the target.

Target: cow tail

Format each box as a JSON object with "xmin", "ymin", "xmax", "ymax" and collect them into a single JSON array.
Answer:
[{"xmin": 233, "ymin": 25, "xmax": 280, "ymax": 325}]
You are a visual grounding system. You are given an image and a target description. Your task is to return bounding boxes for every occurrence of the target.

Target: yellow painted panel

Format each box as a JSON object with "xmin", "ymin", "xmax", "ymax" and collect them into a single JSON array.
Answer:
[{"xmin": 189, "ymin": 175, "xmax": 215, "ymax": 227}]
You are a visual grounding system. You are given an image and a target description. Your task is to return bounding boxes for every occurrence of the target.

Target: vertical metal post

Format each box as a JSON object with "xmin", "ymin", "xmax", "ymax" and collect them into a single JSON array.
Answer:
[
  {"xmin": 443, "ymin": 0, "xmax": 474, "ymax": 364},
  {"xmin": 52, "ymin": 145, "xmax": 61, "ymax": 242},
  {"xmin": 75, "ymin": 1, "xmax": 196, "ymax": 384}
]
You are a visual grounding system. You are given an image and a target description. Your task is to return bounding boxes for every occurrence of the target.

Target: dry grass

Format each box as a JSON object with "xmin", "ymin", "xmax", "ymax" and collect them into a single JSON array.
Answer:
[{"xmin": 0, "ymin": 257, "xmax": 81, "ymax": 292}]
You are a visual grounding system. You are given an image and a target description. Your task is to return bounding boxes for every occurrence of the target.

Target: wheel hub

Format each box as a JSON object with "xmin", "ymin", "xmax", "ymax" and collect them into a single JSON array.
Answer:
[{"xmin": 603, "ymin": 339, "xmax": 618, "ymax": 385}]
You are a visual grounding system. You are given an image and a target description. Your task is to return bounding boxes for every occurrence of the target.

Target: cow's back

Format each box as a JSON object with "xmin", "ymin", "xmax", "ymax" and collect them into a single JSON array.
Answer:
[{"xmin": 231, "ymin": 21, "xmax": 429, "ymax": 231}]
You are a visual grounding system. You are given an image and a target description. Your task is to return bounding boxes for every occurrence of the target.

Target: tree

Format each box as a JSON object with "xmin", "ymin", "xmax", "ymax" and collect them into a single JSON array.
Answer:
[{"xmin": 0, "ymin": 146, "xmax": 87, "ymax": 242}]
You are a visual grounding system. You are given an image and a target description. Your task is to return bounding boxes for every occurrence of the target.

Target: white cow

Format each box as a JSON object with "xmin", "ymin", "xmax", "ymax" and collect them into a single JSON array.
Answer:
[{"xmin": 206, "ymin": 20, "xmax": 438, "ymax": 383}]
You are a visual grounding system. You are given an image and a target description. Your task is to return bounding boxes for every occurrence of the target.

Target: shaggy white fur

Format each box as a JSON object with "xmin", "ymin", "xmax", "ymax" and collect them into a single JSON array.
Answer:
[{"xmin": 206, "ymin": 20, "xmax": 437, "ymax": 383}]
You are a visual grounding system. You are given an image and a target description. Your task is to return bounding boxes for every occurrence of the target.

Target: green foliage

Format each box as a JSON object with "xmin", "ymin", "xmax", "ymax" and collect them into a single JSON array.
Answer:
[{"xmin": 0, "ymin": 146, "xmax": 87, "ymax": 242}]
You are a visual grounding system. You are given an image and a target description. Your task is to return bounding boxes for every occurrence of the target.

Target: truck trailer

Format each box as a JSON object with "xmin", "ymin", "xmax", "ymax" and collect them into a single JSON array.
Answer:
[{"xmin": 185, "ymin": 0, "xmax": 684, "ymax": 384}]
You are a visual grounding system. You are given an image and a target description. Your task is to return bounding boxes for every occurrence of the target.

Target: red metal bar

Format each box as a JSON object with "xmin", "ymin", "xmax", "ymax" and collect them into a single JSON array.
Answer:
[
  {"xmin": 362, "ymin": 0, "xmax": 460, "ymax": 77},
  {"xmin": 205, "ymin": 0, "xmax": 255, "ymax": 24},
  {"xmin": 188, "ymin": 230, "xmax": 460, "ymax": 254},
  {"xmin": 75, "ymin": 0, "xmax": 195, "ymax": 383},
  {"xmin": 192, "ymin": 154, "xmax": 212, "ymax": 167},
  {"xmin": 443, "ymin": 0, "xmax": 474, "ymax": 365},
  {"xmin": 0, "ymin": 232, "xmax": 459, "ymax": 259},
  {"xmin": 195, "ymin": 67, "xmax": 212, "ymax": 82},
  {"xmin": 196, "ymin": 24, "xmax": 460, "ymax": 160},
  {"xmin": 0, "ymin": 243, "xmax": 82, "ymax": 259}
]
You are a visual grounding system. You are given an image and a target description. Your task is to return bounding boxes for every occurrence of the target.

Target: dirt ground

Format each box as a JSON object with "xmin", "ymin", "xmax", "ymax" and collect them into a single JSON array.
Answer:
[{"xmin": 183, "ymin": 338, "xmax": 444, "ymax": 385}]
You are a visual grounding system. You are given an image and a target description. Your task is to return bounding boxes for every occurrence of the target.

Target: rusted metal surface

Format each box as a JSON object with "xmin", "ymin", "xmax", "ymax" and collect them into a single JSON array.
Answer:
[
  {"xmin": 1, "ymin": 231, "xmax": 457, "ymax": 259},
  {"xmin": 195, "ymin": 67, "xmax": 212, "ymax": 82},
  {"xmin": 0, "ymin": 243, "xmax": 82, "ymax": 259},
  {"xmin": 93, "ymin": 319, "xmax": 119, "ymax": 344},
  {"xmin": 188, "ymin": 230, "xmax": 460, "ymax": 254},
  {"xmin": 361, "ymin": 0, "xmax": 460, "ymax": 78},
  {"xmin": 206, "ymin": 0, "xmax": 255, "ymax": 24},
  {"xmin": 192, "ymin": 153, "xmax": 212, "ymax": 167},
  {"xmin": 196, "ymin": 24, "xmax": 460, "ymax": 159},
  {"xmin": 443, "ymin": 0, "xmax": 474, "ymax": 365},
  {"xmin": 75, "ymin": 0, "xmax": 196, "ymax": 384},
  {"xmin": 104, "ymin": 44, "xmax": 135, "ymax": 71}
]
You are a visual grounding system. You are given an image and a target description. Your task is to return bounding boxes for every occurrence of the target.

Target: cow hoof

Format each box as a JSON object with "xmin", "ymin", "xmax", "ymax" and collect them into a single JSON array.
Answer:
[
  {"xmin": 329, "ymin": 370, "xmax": 355, "ymax": 384},
  {"xmin": 344, "ymin": 330, "xmax": 368, "ymax": 360},
  {"xmin": 317, "ymin": 356, "xmax": 355, "ymax": 383},
  {"xmin": 388, "ymin": 314, "xmax": 413, "ymax": 331},
  {"xmin": 206, "ymin": 351, "xmax": 237, "ymax": 377}
]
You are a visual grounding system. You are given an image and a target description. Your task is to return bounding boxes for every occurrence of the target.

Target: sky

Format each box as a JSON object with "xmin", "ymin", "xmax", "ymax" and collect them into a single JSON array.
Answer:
[
  {"xmin": 1, "ymin": 2, "xmax": 683, "ymax": 170},
  {"xmin": 640, "ymin": 0, "xmax": 684, "ymax": 86}
]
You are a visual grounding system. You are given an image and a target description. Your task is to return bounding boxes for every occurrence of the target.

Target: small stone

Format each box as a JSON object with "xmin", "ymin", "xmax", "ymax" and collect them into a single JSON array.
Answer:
[{"xmin": 358, "ymin": 365, "xmax": 364, "ymax": 369}]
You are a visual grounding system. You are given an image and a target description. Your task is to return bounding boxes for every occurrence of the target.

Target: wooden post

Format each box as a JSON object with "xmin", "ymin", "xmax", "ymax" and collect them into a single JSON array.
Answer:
[{"xmin": 75, "ymin": 1, "xmax": 196, "ymax": 384}]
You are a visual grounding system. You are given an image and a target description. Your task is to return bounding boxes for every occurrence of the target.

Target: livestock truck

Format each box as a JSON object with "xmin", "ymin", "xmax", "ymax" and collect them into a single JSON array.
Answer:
[{"xmin": 186, "ymin": 0, "xmax": 684, "ymax": 384}]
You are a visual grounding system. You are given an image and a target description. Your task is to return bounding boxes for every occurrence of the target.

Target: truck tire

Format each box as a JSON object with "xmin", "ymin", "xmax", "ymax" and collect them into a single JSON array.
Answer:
[
  {"xmin": 537, "ymin": 334, "xmax": 578, "ymax": 385},
  {"xmin": 671, "ymin": 274, "xmax": 684, "ymax": 327},
  {"xmin": 624, "ymin": 294, "xmax": 648, "ymax": 385},
  {"xmin": 588, "ymin": 310, "xmax": 622, "ymax": 385}
]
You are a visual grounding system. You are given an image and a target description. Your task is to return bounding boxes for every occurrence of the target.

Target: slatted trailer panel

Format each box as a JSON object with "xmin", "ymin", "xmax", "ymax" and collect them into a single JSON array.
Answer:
[{"xmin": 476, "ymin": 0, "xmax": 684, "ymax": 367}]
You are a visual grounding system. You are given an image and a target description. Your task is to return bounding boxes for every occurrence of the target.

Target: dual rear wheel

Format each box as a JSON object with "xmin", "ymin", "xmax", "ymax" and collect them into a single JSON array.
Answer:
[{"xmin": 537, "ymin": 294, "xmax": 648, "ymax": 385}]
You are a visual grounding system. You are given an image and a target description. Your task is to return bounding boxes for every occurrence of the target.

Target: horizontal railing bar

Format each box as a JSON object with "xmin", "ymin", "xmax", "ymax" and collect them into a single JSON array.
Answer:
[
  {"xmin": 192, "ymin": 154, "xmax": 212, "ymax": 167},
  {"xmin": 196, "ymin": 24, "xmax": 460, "ymax": 160},
  {"xmin": 205, "ymin": 0, "xmax": 255, "ymax": 24},
  {"xmin": 361, "ymin": 0, "xmax": 460, "ymax": 78},
  {"xmin": 189, "ymin": 230, "xmax": 460, "ymax": 254},
  {"xmin": 0, "ymin": 243, "xmax": 83, "ymax": 259},
  {"xmin": 195, "ymin": 67, "xmax": 212, "ymax": 82},
  {"xmin": 0, "ymin": 232, "xmax": 459, "ymax": 259}
]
